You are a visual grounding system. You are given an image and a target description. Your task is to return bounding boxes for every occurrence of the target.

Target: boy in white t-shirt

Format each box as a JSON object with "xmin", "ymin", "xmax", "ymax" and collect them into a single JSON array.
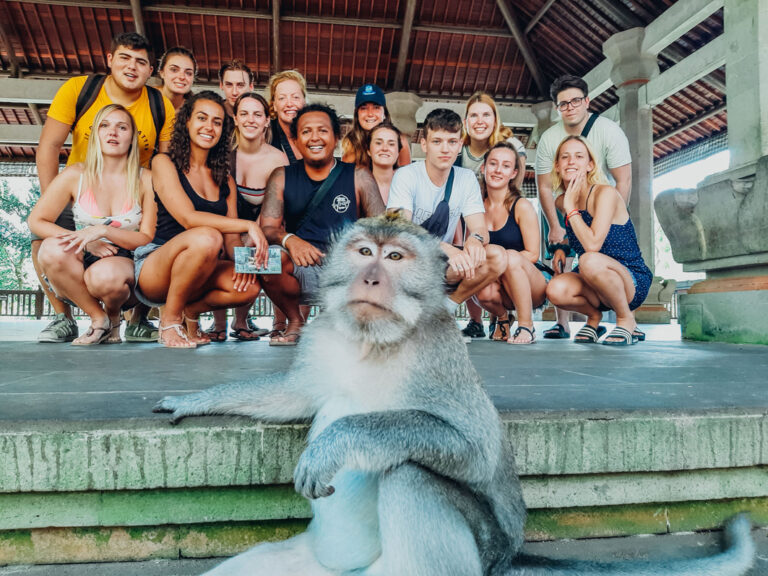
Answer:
[{"xmin": 387, "ymin": 109, "xmax": 506, "ymax": 314}]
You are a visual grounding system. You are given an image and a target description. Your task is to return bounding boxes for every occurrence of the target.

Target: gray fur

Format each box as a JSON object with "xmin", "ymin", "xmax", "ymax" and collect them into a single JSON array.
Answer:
[{"xmin": 154, "ymin": 214, "xmax": 754, "ymax": 576}]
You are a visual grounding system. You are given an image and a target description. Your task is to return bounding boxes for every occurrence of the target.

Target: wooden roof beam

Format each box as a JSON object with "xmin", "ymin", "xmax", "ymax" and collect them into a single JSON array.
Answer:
[
  {"xmin": 393, "ymin": 0, "xmax": 417, "ymax": 91},
  {"xmin": 524, "ymin": 0, "xmax": 558, "ymax": 35},
  {"xmin": 129, "ymin": 0, "xmax": 146, "ymax": 37},
  {"xmin": 271, "ymin": 0, "xmax": 280, "ymax": 73},
  {"xmin": 495, "ymin": 0, "xmax": 547, "ymax": 95},
  {"xmin": 0, "ymin": 11, "xmax": 22, "ymax": 78}
]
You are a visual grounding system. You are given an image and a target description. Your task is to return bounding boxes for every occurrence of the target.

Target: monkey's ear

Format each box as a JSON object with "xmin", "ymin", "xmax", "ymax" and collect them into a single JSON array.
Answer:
[{"xmin": 384, "ymin": 208, "xmax": 405, "ymax": 221}]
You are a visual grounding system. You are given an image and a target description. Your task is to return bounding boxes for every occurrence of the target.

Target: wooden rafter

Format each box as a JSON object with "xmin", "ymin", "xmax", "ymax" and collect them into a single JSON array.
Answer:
[
  {"xmin": 0, "ymin": 10, "xmax": 22, "ymax": 77},
  {"xmin": 525, "ymin": 0, "xmax": 558, "ymax": 35},
  {"xmin": 272, "ymin": 0, "xmax": 280, "ymax": 73},
  {"xmin": 393, "ymin": 0, "xmax": 417, "ymax": 90},
  {"xmin": 495, "ymin": 0, "xmax": 546, "ymax": 95}
]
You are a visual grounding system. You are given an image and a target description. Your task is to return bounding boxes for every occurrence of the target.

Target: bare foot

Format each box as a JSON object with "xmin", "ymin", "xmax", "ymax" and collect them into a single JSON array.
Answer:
[
  {"xmin": 184, "ymin": 316, "xmax": 211, "ymax": 346},
  {"xmin": 159, "ymin": 324, "xmax": 196, "ymax": 349},
  {"xmin": 72, "ymin": 318, "xmax": 111, "ymax": 346},
  {"xmin": 105, "ymin": 317, "xmax": 122, "ymax": 344}
]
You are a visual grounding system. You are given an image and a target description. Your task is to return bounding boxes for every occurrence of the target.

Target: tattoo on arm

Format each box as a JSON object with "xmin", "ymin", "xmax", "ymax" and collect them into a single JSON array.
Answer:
[
  {"xmin": 261, "ymin": 168, "xmax": 286, "ymax": 243},
  {"xmin": 355, "ymin": 166, "xmax": 386, "ymax": 216}
]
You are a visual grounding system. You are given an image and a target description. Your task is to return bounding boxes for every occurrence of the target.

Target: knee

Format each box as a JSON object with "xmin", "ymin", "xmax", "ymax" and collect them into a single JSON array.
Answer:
[
  {"xmin": 576, "ymin": 252, "xmax": 602, "ymax": 277},
  {"xmin": 484, "ymin": 244, "xmax": 507, "ymax": 276},
  {"xmin": 505, "ymin": 250, "xmax": 525, "ymax": 270},
  {"xmin": 188, "ymin": 227, "xmax": 223, "ymax": 261},
  {"xmin": 37, "ymin": 238, "xmax": 67, "ymax": 270},
  {"xmin": 475, "ymin": 284, "xmax": 498, "ymax": 308},
  {"xmin": 545, "ymin": 277, "xmax": 569, "ymax": 306},
  {"xmin": 85, "ymin": 263, "xmax": 131, "ymax": 296}
]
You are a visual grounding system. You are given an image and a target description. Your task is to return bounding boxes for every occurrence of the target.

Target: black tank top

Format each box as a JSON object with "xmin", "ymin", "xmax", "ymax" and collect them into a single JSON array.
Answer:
[
  {"xmin": 270, "ymin": 119, "xmax": 299, "ymax": 165},
  {"xmin": 153, "ymin": 168, "xmax": 230, "ymax": 243},
  {"xmin": 284, "ymin": 161, "xmax": 357, "ymax": 252},
  {"xmin": 488, "ymin": 197, "xmax": 524, "ymax": 252}
]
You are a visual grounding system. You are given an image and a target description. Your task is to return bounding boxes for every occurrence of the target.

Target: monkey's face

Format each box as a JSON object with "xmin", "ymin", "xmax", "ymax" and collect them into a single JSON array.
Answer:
[{"xmin": 321, "ymin": 216, "xmax": 447, "ymax": 347}]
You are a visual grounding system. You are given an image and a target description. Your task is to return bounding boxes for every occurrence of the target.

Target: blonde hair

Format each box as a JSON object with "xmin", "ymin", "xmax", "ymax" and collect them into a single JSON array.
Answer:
[
  {"xmin": 266, "ymin": 69, "xmax": 307, "ymax": 120},
  {"xmin": 480, "ymin": 142, "xmax": 522, "ymax": 213},
  {"xmin": 84, "ymin": 104, "xmax": 141, "ymax": 203},
  {"xmin": 462, "ymin": 92, "xmax": 509, "ymax": 148},
  {"xmin": 550, "ymin": 135, "xmax": 608, "ymax": 194}
]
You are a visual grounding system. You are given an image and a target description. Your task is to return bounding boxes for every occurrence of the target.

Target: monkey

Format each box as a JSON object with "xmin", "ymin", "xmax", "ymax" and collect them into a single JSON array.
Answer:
[{"xmin": 154, "ymin": 213, "xmax": 755, "ymax": 576}]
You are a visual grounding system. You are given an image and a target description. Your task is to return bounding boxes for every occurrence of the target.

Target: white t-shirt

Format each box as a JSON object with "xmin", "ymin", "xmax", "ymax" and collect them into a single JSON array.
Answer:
[
  {"xmin": 387, "ymin": 161, "xmax": 485, "ymax": 243},
  {"xmin": 534, "ymin": 115, "xmax": 631, "ymax": 189}
]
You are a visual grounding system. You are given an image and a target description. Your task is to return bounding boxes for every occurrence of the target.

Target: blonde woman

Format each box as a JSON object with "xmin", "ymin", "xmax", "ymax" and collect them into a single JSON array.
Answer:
[
  {"xmin": 546, "ymin": 136, "xmax": 651, "ymax": 345},
  {"xmin": 29, "ymin": 104, "xmax": 156, "ymax": 345},
  {"xmin": 266, "ymin": 69, "xmax": 307, "ymax": 164}
]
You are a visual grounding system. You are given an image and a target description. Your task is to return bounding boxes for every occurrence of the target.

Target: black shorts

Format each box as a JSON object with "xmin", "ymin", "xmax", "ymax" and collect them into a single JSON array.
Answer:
[{"xmin": 83, "ymin": 247, "xmax": 134, "ymax": 269}]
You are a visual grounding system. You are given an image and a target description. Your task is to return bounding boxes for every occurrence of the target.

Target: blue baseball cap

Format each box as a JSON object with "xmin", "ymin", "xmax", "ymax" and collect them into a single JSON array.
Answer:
[{"xmin": 355, "ymin": 84, "xmax": 386, "ymax": 108}]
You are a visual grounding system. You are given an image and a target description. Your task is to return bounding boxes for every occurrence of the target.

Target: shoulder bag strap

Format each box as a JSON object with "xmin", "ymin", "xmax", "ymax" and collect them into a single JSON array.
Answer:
[
  {"xmin": 580, "ymin": 112, "xmax": 600, "ymax": 138},
  {"xmin": 295, "ymin": 162, "xmax": 345, "ymax": 233},
  {"xmin": 443, "ymin": 167, "xmax": 455, "ymax": 203}
]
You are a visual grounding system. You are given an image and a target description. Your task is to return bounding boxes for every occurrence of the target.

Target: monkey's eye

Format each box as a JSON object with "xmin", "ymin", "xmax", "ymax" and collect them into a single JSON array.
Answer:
[
  {"xmin": 359, "ymin": 246, "xmax": 373, "ymax": 256},
  {"xmin": 387, "ymin": 251, "xmax": 403, "ymax": 261}
]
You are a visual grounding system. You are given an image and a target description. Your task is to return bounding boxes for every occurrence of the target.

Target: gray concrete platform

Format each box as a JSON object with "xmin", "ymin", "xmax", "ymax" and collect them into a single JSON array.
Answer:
[{"xmin": 0, "ymin": 319, "xmax": 766, "ymax": 421}]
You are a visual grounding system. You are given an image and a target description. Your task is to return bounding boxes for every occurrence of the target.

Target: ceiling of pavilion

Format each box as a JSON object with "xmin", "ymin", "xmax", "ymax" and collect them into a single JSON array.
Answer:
[{"xmin": 0, "ymin": 0, "xmax": 726, "ymax": 164}]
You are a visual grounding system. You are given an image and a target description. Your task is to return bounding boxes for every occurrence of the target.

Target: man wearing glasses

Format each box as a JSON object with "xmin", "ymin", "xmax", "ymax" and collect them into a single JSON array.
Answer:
[{"xmin": 534, "ymin": 74, "xmax": 632, "ymax": 340}]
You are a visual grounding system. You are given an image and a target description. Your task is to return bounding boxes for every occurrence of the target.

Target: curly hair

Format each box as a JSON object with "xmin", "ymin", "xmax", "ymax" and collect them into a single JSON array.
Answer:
[
  {"xmin": 289, "ymin": 103, "xmax": 341, "ymax": 139},
  {"xmin": 342, "ymin": 97, "xmax": 393, "ymax": 168},
  {"xmin": 169, "ymin": 90, "xmax": 233, "ymax": 187}
]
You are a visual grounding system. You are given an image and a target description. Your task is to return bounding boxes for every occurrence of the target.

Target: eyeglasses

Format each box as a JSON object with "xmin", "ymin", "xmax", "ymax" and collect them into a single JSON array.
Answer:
[{"xmin": 556, "ymin": 97, "xmax": 585, "ymax": 111}]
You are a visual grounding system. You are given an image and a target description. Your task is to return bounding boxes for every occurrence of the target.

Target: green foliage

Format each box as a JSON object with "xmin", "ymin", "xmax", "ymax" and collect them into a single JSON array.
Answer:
[{"xmin": 0, "ymin": 179, "xmax": 40, "ymax": 289}]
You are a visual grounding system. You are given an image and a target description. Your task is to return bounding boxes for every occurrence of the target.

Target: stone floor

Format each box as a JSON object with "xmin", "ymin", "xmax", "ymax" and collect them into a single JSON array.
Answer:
[{"xmin": 0, "ymin": 319, "xmax": 766, "ymax": 421}]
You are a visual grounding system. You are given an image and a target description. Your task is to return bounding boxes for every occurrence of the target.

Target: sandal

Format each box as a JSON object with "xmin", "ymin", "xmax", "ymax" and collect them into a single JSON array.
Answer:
[
  {"xmin": 104, "ymin": 320, "xmax": 122, "ymax": 345},
  {"xmin": 269, "ymin": 330, "xmax": 301, "ymax": 347},
  {"xmin": 230, "ymin": 328, "xmax": 261, "ymax": 341},
  {"xmin": 72, "ymin": 322, "xmax": 111, "ymax": 346},
  {"xmin": 246, "ymin": 317, "xmax": 270, "ymax": 337},
  {"xmin": 543, "ymin": 323, "xmax": 570, "ymax": 339},
  {"xmin": 508, "ymin": 325, "xmax": 535, "ymax": 345},
  {"xmin": 573, "ymin": 324, "xmax": 607, "ymax": 344},
  {"xmin": 487, "ymin": 318, "xmax": 497, "ymax": 340},
  {"xmin": 203, "ymin": 328, "xmax": 228, "ymax": 343},
  {"xmin": 159, "ymin": 324, "xmax": 196, "ymax": 349},
  {"xmin": 603, "ymin": 326, "xmax": 639, "ymax": 346},
  {"xmin": 633, "ymin": 328, "xmax": 646, "ymax": 342},
  {"xmin": 492, "ymin": 319, "xmax": 510, "ymax": 341}
]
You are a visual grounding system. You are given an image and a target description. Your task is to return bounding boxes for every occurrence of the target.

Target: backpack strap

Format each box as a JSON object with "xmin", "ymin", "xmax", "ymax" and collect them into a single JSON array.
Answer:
[
  {"xmin": 73, "ymin": 74, "xmax": 107, "ymax": 131},
  {"xmin": 146, "ymin": 85, "xmax": 166, "ymax": 155},
  {"xmin": 443, "ymin": 167, "xmax": 455, "ymax": 203},
  {"xmin": 580, "ymin": 112, "xmax": 600, "ymax": 138}
]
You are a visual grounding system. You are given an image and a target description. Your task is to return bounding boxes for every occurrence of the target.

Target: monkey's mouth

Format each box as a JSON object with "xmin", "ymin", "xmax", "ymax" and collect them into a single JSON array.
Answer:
[{"xmin": 347, "ymin": 299, "xmax": 393, "ymax": 319}]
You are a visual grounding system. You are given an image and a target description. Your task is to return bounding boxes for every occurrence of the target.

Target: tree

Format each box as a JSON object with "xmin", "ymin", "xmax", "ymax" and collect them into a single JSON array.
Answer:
[{"xmin": 0, "ymin": 179, "xmax": 40, "ymax": 289}]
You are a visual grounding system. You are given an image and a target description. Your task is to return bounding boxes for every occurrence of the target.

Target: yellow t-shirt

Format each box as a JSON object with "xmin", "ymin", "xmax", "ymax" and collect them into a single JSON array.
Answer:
[{"xmin": 47, "ymin": 76, "xmax": 176, "ymax": 168}]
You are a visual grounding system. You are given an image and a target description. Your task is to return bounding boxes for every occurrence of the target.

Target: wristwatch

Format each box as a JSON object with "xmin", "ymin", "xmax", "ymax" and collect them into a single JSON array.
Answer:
[{"xmin": 469, "ymin": 232, "xmax": 485, "ymax": 244}]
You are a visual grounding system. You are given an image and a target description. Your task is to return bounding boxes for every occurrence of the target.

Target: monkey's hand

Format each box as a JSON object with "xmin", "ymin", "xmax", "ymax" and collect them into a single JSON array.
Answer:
[
  {"xmin": 293, "ymin": 432, "xmax": 345, "ymax": 499},
  {"xmin": 153, "ymin": 393, "xmax": 207, "ymax": 424},
  {"xmin": 285, "ymin": 235, "xmax": 325, "ymax": 267}
]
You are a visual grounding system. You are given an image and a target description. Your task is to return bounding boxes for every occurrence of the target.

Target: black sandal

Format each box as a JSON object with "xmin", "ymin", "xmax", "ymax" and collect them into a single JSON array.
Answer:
[
  {"xmin": 543, "ymin": 323, "xmax": 570, "ymax": 339},
  {"xmin": 508, "ymin": 325, "xmax": 535, "ymax": 345},
  {"xmin": 573, "ymin": 324, "xmax": 607, "ymax": 344},
  {"xmin": 492, "ymin": 319, "xmax": 510, "ymax": 341}
]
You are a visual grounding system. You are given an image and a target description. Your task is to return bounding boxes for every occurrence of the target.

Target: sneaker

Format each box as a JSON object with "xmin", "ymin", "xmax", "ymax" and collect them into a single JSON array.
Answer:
[
  {"xmin": 125, "ymin": 318, "xmax": 159, "ymax": 342},
  {"xmin": 461, "ymin": 319, "xmax": 486, "ymax": 339},
  {"xmin": 38, "ymin": 313, "xmax": 79, "ymax": 343}
]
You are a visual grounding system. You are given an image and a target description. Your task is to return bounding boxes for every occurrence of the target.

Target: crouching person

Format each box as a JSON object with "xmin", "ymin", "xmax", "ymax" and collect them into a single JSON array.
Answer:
[
  {"xmin": 545, "ymin": 136, "xmax": 651, "ymax": 345},
  {"xmin": 134, "ymin": 91, "xmax": 269, "ymax": 349},
  {"xmin": 28, "ymin": 104, "xmax": 156, "ymax": 345},
  {"xmin": 386, "ymin": 108, "xmax": 506, "ymax": 318}
]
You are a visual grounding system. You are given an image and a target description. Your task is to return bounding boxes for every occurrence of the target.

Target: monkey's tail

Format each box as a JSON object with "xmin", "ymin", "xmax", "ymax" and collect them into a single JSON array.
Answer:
[{"xmin": 502, "ymin": 514, "xmax": 755, "ymax": 576}]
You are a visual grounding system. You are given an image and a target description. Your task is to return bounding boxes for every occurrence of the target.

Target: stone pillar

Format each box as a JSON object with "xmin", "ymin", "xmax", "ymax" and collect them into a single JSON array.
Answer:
[
  {"xmin": 386, "ymin": 91, "xmax": 423, "ymax": 160},
  {"xmin": 654, "ymin": 0, "xmax": 768, "ymax": 344},
  {"xmin": 603, "ymin": 28, "xmax": 659, "ymax": 273},
  {"xmin": 725, "ymin": 0, "xmax": 768, "ymax": 167},
  {"xmin": 531, "ymin": 100, "xmax": 555, "ymax": 145}
]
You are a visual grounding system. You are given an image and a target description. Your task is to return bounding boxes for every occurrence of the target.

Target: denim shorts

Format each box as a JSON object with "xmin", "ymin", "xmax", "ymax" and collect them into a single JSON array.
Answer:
[{"xmin": 133, "ymin": 242, "xmax": 166, "ymax": 307}]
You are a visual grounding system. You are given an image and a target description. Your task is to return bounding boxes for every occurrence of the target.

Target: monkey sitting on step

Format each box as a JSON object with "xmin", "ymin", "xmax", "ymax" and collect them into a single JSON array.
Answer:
[{"xmin": 155, "ymin": 213, "xmax": 755, "ymax": 576}]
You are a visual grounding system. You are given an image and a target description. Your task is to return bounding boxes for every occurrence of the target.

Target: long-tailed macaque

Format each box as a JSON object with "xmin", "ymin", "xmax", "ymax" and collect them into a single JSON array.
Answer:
[{"xmin": 155, "ymin": 213, "xmax": 754, "ymax": 576}]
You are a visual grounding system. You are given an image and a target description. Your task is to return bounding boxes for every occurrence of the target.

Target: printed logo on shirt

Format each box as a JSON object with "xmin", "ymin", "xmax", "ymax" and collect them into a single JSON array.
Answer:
[{"xmin": 332, "ymin": 195, "xmax": 351, "ymax": 214}]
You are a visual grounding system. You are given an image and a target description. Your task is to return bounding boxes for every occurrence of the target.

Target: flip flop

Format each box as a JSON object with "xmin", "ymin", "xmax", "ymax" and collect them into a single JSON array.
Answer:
[
  {"xmin": 269, "ymin": 331, "xmax": 301, "ymax": 347},
  {"xmin": 543, "ymin": 323, "xmax": 570, "ymax": 339},
  {"xmin": 602, "ymin": 326, "xmax": 639, "ymax": 346},
  {"xmin": 203, "ymin": 328, "xmax": 228, "ymax": 343},
  {"xmin": 573, "ymin": 324, "xmax": 607, "ymax": 344},
  {"xmin": 230, "ymin": 328, "xmax": 261, "ymax": 341},
  {"xmin": 71, "ymin": 324, "xmax": 111, "ymax": 346},
  {"xmin": 508, "ymin": 325, "xmax": 535, "ymax": 345}
]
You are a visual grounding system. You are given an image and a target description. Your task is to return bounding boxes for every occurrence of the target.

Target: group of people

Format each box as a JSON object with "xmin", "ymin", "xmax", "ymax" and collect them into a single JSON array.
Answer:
[{"xmin": 27, "ymin": 31, "xmax": 652, "ymax": 349}]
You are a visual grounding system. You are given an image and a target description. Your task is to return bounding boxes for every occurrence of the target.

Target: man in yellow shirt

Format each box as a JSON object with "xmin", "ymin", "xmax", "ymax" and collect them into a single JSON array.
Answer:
[{"xmin": 33, "ymin": 32, "xmax": 176, "ymax": 343}]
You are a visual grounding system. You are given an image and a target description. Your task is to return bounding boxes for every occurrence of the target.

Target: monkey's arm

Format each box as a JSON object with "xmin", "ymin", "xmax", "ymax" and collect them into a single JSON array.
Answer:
[
  {"xmin": 294, "ymin": 409, "xmax": 495, "ymax": 499},
  {"xmin": 153, "ymin": 374, "xmax": 319, "ymax": 424}
]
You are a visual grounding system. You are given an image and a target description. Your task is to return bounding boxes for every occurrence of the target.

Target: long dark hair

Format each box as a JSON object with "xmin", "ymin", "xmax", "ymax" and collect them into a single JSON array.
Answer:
[
  {"xmin": 169, "ymin": 90, "xmax": 233, "ymax": 187},
  {"xmin": 480, "ymin": 142, "xmax": 522, "ymax": 213},
  {"xmin": 365, "ymin": 122, "xmax": 403, "ymax": 171},
  {"xmin": 342, "ymin": 104, "xmax": 394, "ymax": 167}
]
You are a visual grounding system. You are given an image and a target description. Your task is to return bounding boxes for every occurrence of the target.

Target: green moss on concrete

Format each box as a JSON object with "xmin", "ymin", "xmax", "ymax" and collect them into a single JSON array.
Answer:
[{"xmin": 526, "ymin": 497, "xmax": 768, "ymax": 540}]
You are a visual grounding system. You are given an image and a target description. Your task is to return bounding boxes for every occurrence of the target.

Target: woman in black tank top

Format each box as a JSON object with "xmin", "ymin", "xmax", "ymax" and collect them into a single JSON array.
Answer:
[
  {"xmin": 266, "ymin": 70, "xmax": 307, "ymax": 165},
  {"xmin": 474, "ymin": 143, "xmax": 548, "ymax": 344},
  {"xmin": 134, "ymin": 91, "xmax": 270, "ymax": 349}
]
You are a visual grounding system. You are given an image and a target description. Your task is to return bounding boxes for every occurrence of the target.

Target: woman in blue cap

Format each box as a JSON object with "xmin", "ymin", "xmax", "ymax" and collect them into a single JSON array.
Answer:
[{"xmin": 341, "ymin": 84, "xmax": 411, "ymax": 168}]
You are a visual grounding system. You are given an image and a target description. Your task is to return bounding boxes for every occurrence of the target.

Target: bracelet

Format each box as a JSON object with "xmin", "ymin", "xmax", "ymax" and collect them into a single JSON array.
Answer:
[
  {"xmin": 565, "ymin": 210, "xmax": 580, "ymax": 226},
  {"xmin": 469, "ymin": 232, "xmax": 485, "ymax": 245},
  {"xmin": 281, "ymin": 233, "xmax": 295, "ymax": 248}
]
